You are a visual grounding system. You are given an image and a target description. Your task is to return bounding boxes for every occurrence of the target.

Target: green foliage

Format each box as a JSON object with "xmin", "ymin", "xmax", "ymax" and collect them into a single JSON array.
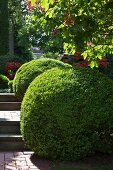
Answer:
[
  {"xmin": 0, "ymin": 74, "xmax": 9, "ymax": 89},
  {"xmin": 13, "ymin": 58, "xmax": 71, "ymax": 101},
  {"xmin": 31, "ymin": 0, "xmax": 54, "ymax": 10},
  {"xmin": 8, "ymin": 80, "xmax": 13, "ymax": 93},
  {"xmin": 8, "ymin": 0, "xmax": 33, "ymax": 58},
  {"xmin": 29, "ymin": 0, "xmax": 113, "ymax": 67},
  {"xmin": 0, "ymin": 0, "xmax": 9, "ymax": 55},
  {"xmin": 0, "ymin": 55, "xmax": 26, "ymax": 75},
  {"xmin": 21, "ymin": 67, "xmax": 113, "ymax": 160},
  {"xmin": 21, "ymin": 8, "xmax": 64, "ymax": 53}
]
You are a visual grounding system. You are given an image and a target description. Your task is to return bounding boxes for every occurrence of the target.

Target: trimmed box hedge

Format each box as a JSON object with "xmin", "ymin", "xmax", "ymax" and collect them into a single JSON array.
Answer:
[
  {"xmin": 21, "ymin": 67, "xmax": 113, "ymax": 160},
  {"xmin": 13, "ymin": 58, "xmax": 71, "ymax": 100}
]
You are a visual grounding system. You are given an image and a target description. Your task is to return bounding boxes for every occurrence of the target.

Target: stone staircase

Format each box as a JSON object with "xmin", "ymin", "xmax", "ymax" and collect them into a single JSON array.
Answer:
[
  {"xmin": 0, "ymin": 93, "xmax": 21, "ymax": 110},
  {"xmin": 0, "ymin": 93, "xmax": 28, "ymax": 151}
]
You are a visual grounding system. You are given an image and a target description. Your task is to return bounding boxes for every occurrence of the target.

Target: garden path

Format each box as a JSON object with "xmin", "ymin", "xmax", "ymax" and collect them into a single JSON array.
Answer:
[{"xmin": 0, "ymin": 111, "xmax": 51, "ymax": 170}]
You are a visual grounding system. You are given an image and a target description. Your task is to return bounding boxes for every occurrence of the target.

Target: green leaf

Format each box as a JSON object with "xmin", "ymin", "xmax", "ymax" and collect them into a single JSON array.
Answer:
[
  {"xmin": 90, "ymin": 61, "xmax": 96, "ymax": 68},
  {"xmin": 31, "ymin": 0, "xmax": 36, "ymax": 6},
  {"xmin": 82, "ymin": 52, "xmax": 87, "ymax": 60},
  {"xmin": 49, "ymin": 0, "xmax": 54, "ymax": 4}
]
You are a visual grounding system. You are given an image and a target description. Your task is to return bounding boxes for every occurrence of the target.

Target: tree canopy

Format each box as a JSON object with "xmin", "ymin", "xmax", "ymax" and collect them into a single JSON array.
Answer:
[
  {"xmin": 28, "ymin": 0, "xmax": 113, "ymax": 67},
  {"xmin": 9, "ymin": 0, "xmax": 32, "ymax": 57}
]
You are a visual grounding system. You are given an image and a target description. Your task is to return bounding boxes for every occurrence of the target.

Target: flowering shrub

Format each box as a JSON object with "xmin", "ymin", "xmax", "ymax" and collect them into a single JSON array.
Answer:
[
  {"xmin": 61, "ymin": 52, "xmax": 108, "ymax": 68},
  {"xmin": 99, "ymin": 58, "xmax": 108, "ymax": 68},
  {"xmin": 6, "ymin": 62, "xmax": 22, "ymax": 80}
]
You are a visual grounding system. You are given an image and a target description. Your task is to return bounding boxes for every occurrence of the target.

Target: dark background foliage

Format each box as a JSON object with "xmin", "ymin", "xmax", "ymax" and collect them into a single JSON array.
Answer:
[{"xmin": 0, "ymin": 0, "xmax": 9, "ymax": 55}]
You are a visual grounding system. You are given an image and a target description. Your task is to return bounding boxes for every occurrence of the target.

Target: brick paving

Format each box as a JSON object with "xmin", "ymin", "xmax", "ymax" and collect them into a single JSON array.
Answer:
[
  {"xmin": 0, "ymin": 111, "xmax": 52, "ymax": 170},
  {"xmin": 0, "ymin": 151, "xmax": 51, "ymax": 170}
]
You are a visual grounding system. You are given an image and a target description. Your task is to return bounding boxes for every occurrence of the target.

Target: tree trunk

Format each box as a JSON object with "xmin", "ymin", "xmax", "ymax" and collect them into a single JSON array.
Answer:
[{"xmin": 9, "ymin": 19, "xmax": 14, "ymax": 55}]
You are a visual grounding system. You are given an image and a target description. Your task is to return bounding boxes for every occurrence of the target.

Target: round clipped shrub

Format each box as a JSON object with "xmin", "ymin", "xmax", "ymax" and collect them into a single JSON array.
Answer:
[
  {"xmin": 21, "ymin": 67, "xmax": 113, "ymax": 161},
  {"xmin": 13, "ymin": 58, "xmax": 71, "ymax": 101},
  {"xmin": 0, "ymin": 74, "xmax": 9, "ymax": 89}
]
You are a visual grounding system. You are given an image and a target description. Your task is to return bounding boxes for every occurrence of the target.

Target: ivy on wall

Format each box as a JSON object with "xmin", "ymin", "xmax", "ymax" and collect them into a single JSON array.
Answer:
[{"xmin": 0, "ymin": 0, "xmax": 9, "ymax": 55}]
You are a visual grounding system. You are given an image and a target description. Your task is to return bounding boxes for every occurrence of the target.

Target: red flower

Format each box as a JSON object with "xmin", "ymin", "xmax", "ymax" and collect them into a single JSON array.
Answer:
[
  {"xmin": 76, "ymin": 61, "xmax": 89, "ymax": 67},
  {"xmin": 74, "ymin": 52, "xmax": 83, "ymax": 60},
  {"xmin": 99, "ymin": 58, "xmax": 108, "ymax": 68},
  {"xmin": 74, "ymin": 52, "xmax": 81, "ymax": 56},
  {"xmin": 75, "ymin": 56, "xmax": 81, "ymax": 60},
  {"xmin": 6, "ymin": 74, "xmax": 14, "ymax": 79},
  {"xmin": 40, "ymin": 6, "xmax": 45, "ymax": 13},
  {"xmin": 6, "ymin": 62, "xmax": 22, "ymax": 79},
  {"xmin": 87, "ymin": 41, "xmax": 93, "ymax": 46}
]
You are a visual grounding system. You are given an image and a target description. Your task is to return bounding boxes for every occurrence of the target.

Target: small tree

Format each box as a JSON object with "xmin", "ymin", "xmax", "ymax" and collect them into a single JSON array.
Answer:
[{"xmin": 29, "ymin": 0, "xmax": 113, "ymax": 67}]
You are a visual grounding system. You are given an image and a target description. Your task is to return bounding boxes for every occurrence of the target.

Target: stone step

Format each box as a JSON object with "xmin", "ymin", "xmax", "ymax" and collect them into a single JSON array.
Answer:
[
  {"xmin": 0, "ymin": 134, "xmax": 28, "ymax": 151},
  {"xmin": 0, "ymin": 102, "xmax": 21, "ymax": 111},
  {"xmin": 0, "ymin": 93, "xmax": 19, "ymax": 102},
  {"xmin": 0, "ymin": 121, "xmax": 20, "ymax": 134},
  {"xmin": 0, "ymin": 111, "xmax": 20, "ymax": 134},
  {"xmin": 0, "ymin": 134, "xmax": 22, "ymax": 141}
]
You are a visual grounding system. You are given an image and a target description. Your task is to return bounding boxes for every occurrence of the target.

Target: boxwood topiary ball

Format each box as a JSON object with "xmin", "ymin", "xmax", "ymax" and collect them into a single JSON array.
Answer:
[
  {"xmin": 21, "ymin": 67, "xmax": 113, "ymax": 161},
  {"xmin": 13, "ymin": 58, "xmax": 71, "ymax": 101}
]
